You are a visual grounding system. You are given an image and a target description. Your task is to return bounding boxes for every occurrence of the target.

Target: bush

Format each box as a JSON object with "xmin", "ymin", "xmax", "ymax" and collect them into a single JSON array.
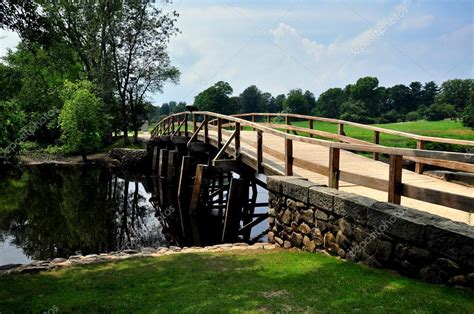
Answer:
[
  {"xmin": 462, "ymin": 94, "xmax": 474, "ymax": 128},
  {"xmin": 0, "ymin": 100, "xmax": 25, "ymax": 163},
  {"xmin": 380, "ymin": 109, "xmax": 400, "ymax": 123},
  {"xmin": 405, "ymin": 111, "xmax": 419, "ymax": 121},
  {"xmin": 59, "ymin": 80, "xmax": 102, "ymax": 160},
  {"xmin": 425, "ymin": 103, "xmax": 456, "ymax": 121}
]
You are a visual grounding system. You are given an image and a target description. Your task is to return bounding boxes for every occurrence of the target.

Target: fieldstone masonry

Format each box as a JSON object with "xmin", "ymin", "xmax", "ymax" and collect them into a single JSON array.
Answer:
[{"xmin": 267, "ymin": 176, "xmax": 474, "ymax": 288}]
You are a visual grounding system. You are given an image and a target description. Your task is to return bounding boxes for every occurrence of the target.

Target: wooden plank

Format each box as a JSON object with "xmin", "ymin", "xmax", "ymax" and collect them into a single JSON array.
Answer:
[
  {"xmin": 402, "ymin": 184, "xmax": 474, "ymax": 213},
  {"xmin": 152, "ymin": 146, "xmax": 159, "ymax": 172},
  {"xmin": 235, "ymin": 122, "xmax": 241, "ymax": 158},
  {"xmin": 203, "ymin": 114, "xmax": 209, "ymax": 144},
  {"xmin": 189, "ymin": 164, "xmax": 207, "ymax": 215},
  {"xmin": 373, "ymin": 131, "xmax": 380, "ymax": 160},
  {"xmin": 167, "ymin": 150, "xmax": 177, "ymax": 184},
  {"xmin": 217, "ymin": 118, "xmax": 222, "ymax": 149},
  {"xmin": 239, "ymin": 214, "xmax": 269, "ymax": 233},
  {"xmin": 222, "ymin": 178, "xmax": 248, "ymax": 243},
  {"xmin": 213, "ymin": 130, "xmax": 237, "ymax": 161},
  {"xmin": 184, "ymin": 114, "xmax": 188, "ymax": 137},
  {"xmin": 405, "ymin": 156, "xmax": 474, "ymax": 173},
  {"xmin": 178, "ymin": 156, "xmax": 192, "ymax": 199},
  {"xmin": 328, "ymin": 147, "xmax": 340, "ymax": 189},
  {"xmin": 415, "ymin": 140, "xmax": 425, "ymax": 174},
  {"xmin": 388, "ymin": 155, "xmax": 403, "ymax": 204},
  {"xmin": 285, "ymin": 138, "xmax": 293, "ymax": 176},
  {"xmin": 257, "ymin": 130, "xmax": 263, "ymax": 173},
  {"xmin": 158, "ymin": 149, "xmax": 168, "ymax": 179}
]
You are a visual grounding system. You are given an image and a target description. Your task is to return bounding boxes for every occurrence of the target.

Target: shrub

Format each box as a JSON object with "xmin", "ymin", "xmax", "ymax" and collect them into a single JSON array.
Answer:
[
  {"xmin": 405, "ymin": 111, "xmax": 419, "ymax": 121},
  {"xmin": 462, "ymin": 94, "xmax": 474, "ymax": 128},
  {"xmin": 59, "ymin": 80, "xmax": 102, "ymax": 161},
  {"xmin": 425, "ymin": 103, "xmax": 456, "ymax": 121}
]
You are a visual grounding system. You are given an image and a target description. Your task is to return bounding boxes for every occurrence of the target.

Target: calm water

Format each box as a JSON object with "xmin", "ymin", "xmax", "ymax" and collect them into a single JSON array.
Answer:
[{"xmin": 0, "ymin": 164, "xmax": 267, "ymax": 265}]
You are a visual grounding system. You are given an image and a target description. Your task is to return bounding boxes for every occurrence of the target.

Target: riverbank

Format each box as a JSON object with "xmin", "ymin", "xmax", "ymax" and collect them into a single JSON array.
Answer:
[{"xmin": 1, "ymin": 249, "xmax": 473, "ymax": 312}]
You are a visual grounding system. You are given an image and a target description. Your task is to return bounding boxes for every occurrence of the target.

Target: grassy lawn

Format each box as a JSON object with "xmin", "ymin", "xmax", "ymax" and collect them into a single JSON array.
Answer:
[{"xmin": 1, "ymin": 250, "xmax": 472, "ymax": 313}]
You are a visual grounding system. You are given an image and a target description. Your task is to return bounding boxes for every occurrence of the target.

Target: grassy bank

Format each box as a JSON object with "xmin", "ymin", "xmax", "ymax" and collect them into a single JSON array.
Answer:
[{"xmin": 1, "ymin": 250, "xmax": 472, "ymax": 313}]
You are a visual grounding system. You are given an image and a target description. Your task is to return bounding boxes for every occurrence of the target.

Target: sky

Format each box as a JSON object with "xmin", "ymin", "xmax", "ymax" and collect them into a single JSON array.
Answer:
[{"xmin": 0, "ymin": 0, "xmax": 473, "ymax": 106}]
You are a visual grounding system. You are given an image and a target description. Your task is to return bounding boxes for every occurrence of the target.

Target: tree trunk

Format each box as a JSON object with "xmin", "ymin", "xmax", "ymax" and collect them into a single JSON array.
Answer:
[
  {"xmin": 133, "ymin": 128, "xmax": 139, "ymax": 144},
  {"xmin": 81, "ymin": 154, "xmax": 88, "ymax": 162}
]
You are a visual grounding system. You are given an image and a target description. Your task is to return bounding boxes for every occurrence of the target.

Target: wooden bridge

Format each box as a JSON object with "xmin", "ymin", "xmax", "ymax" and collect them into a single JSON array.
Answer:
[{"xmin": 151, "ymin": 112, "xmax": 474, "ymax": 225}]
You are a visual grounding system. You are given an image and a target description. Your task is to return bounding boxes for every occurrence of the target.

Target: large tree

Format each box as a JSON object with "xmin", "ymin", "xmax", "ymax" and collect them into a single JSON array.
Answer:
[
  {"xmin": 314, "ymin": 88, "xmax": 346, "ymax": 118},
  {"xmin": 436, "ymin": 79, "xmax": 474, "ymax": 113},
  {"xmin": 194, "ymin": 81, "xmax": 236, "ymax": 114},
  {"xmin": 239, "ymin": 85, "xmax": 263, "ymax": 113}
]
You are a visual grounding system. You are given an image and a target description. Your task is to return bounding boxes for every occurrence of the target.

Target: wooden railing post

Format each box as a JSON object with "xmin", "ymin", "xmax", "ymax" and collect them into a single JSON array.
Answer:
[
  {"xmin": 285, "ymin": 116, "xmax": 290, "ymax": 134},
  {"xmin": 184, "ymin": 114, "xmax": 188, "ymax": 137},
  {"xmin": 373, "ymin": 131, "xmax": 380, "ymax": 160},
  {"xmin": 257, "ymin": 130, "xmax": 263, "ymax": 173},
  {"xmin": 388, "ymin": 155, "xmax": 403, "ymax": 204},
  {"xmin": 267, "ymin": 115, "xmax": 271, "ymax": 123},
  {"xmin": 235, "ymin": 122, "xmax": 240, "ymax": 158},
  {"xmin": 338, "ymin": 123, "xmax": 345, "ymax": 136},
  {"xmin": 203, "ymin": 114, "xmax": 209, "ymax": 144},
  {"xmin": 217, "ymin": 118, "xmax": 222, "ymax": 149},
  {"xmin": 285, "ymin": 138, "xmax": 293, "ymax": 175},
  {"xmin": 176, "ymin": 115, "xmax": 181, "ymax": 136},
  {"xmin": 309, "ymin": 120, "xmax": 314, "ymax": 138},
  {"xmin": 251, "ymin": 115, "xmax": 256, "ymax": 131},
  {"xmin": 415, "ymin": 140, "xmax": 425, "ymax": 174},
  {"xmin": 193, "ymin": 113, "xmax": 197, "ymax": 132},
  {"xmin": 328, "ymin": 147, "xmax": 340, "ymax": 189}
]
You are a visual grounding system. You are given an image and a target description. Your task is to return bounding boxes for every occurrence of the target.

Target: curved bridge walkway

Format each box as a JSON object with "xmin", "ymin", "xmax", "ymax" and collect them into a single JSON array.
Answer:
[{"xmin": 152, "ymin": 112, "xmax": 474, "ymax": 225}]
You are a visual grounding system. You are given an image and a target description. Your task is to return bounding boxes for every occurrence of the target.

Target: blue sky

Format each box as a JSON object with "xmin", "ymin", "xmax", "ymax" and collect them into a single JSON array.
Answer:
[{"xmin": 1, "ymin": 0, "xmax": 473, "ymax": 105}]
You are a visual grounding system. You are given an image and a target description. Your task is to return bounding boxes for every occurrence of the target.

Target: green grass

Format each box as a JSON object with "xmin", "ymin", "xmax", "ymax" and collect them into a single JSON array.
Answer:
[
  {"xmin": 103, "ymin": 137, "xmax": 146, "ymax": 151},
  {"xmin": 1, "ymin": 250, "xmax": 472, "ymax": 313}
]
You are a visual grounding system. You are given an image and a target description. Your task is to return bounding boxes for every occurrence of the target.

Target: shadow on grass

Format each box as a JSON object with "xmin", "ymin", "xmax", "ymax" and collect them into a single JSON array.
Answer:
[{"xmin": 0, "ymin": 250, "xmax": 473, "ymax": 313}]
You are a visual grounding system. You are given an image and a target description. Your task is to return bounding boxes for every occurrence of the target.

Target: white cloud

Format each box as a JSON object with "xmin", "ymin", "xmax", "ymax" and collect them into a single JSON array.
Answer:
[{"xmin": 0, "ymin": 30, "xmax": 20, "ymax": 59}]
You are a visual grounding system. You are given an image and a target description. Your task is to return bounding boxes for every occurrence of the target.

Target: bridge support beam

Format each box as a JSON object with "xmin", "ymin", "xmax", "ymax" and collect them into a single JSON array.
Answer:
[{"xmin": 388, "ymin": 155, "xmax": 403, "ymax": 204}]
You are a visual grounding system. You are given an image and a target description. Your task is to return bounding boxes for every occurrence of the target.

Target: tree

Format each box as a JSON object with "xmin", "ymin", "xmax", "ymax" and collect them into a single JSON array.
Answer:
[
  {"xmin": 436, "ymin": 79, "xmax": 474, "ymax": 113},
  {"xmin": 349, "ymin": 77, "xmax": 381, "ymax": 117},
  {"xmin": 272, "ymin": 94, "xmax": 286, "ymax": 113},
  {"xmin": 303, "ymin": 90, "xmax": 316, "ymax": 113},
  {"xmin": 194, "ymin": 81, "xmax": 236, "ymax": 114},
  {"xmin": 284, "ymin": 89, "xmax": 309, "ymax": 114},
  {"xmin": 339, "ymin": 100, "xmax": 374, "ymax": 124},
  {"xmin": 421, "ymin": 81, "xmax": 439, "ymax": 107},
  {"xmin": 385, "ymin": 84, "xmax": 411, "ymax": 114},
  {"xmin": 239, "ymin": 85, "xmax": 263, "ymax": 113},
  {"xmin": 314, "ymin": 88, "xmax": 346, "ymax": 118},
  {"xmin": 462, "ymin": 93, "xmax": 474, "ymax": 128},
  {"xmin": 59, "ymin": 81, "xmax": 102, "ymax": 161},
  {"xmin": 425, "ymin": 103, "xmax": 456, "ymax": 121},
  {"xmin": 0, "ymin": 100, "xmax": 25, "ymax": 165},
  {"xmin": 107, "ymin": 0, "xmax": 180, "ymax": 143}
]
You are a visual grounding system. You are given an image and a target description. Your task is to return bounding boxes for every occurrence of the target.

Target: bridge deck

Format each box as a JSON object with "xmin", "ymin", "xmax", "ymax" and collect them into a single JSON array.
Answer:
[{"xmin": 210, "ymin": 130, "xmax": 473, "ymax": 225}]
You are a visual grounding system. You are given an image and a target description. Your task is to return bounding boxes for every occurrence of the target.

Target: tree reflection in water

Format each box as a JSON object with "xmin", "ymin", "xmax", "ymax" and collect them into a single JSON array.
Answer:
[{"xmin": 0, "ymin": 164, "xmax": 168, "ymax": 262}]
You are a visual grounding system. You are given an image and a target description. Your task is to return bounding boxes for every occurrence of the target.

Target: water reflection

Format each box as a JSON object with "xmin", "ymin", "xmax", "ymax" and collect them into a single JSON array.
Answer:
[{"xmin": 0, "ymin": 165, "xmax": 167, "ymax": 264}]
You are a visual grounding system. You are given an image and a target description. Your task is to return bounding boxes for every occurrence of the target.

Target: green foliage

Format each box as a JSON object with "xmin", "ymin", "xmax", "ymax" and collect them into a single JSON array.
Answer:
[
  {"xmin": 194, "ymin": 81, "xmax": 237, "ymax": 114},
  {"xmin": 0, "ymin": 100, "xmax": 25, "ymax": 162},
  {"xmin": 436, "ymin": 79, "xmax": 474, "ymax": 112},
  {"xmin": 284, "ymin": 89, "xmax": 310, "ymax": 114},
  {"xmin": 339, "ymin": 100, "xmax": 374, "ymax": 124},
  {"xmin": 425, "ymin": 103, "xmax": 456, "ymax": 121},
  {"xmin": 462, "ymin": 93, "xmax": 474, "ymax": 128},
  {"xmin": 314, "ymin": 87, "xmax": 346, "ymax": 118},
  {"xmin": 405, "ymin": 111, "xmax": 419, "ymax": 121},
  {"xmin": 0, "ymin": 251, "xmax": 473, "ymax": 312},
  {"xmin": 59, "ymin": 81, "xmax": 102, "ymax": 158}
]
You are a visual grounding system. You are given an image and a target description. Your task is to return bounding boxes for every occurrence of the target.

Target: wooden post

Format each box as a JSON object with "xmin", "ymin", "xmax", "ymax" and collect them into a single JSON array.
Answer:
[
  {"xmin": 193, "ymin": 113, "xmax": 197, "ymax": 132},
  {"xmin": 203, "ymin": 114, "xmax": 209, "ymax": 144},
  {"xmin": 373, "ymin": 131, "xmax": 380, "ymax": 160},
  {"xmin": 257, "ymin": 130, "xmax": 263, "ymax": 173},
  {"xmin": 152, "ymin": 146, "xmax": 159, "ymax": 173},
  {"xmin": 388, "ymin": 155, "xmax": 403, "ymax": 205},
  {"xmin": 235, "ymin": 122, "xmax": 240, "ymax": 158},
  {"xmin": 184, "ymin": 114, "xmax": 188, "ymax": 137},
  {"xmin": 285, "ymin": 138, "xmax": 293, "ymax": 175},
  {"xmin": 251, "ymin": 115, "xmax": 256, "ymax": 131},
  {"xmin": 328, "ymin": 147, "xmax": 340, "ymax": 189},
  {"xmin": 167, "ymin": 150, "xmax": 177, "ymax": 184},
  {"xmin": 267, "ymin": 115, "xmax": 271, "ymax": 123},
  {"xmin": 176, "ymin": 115, "xmax": 181, "ymax": 136},
  {"xmin": 217, "ymin": 118, "xmax": 222, "ymax": 149},
  {"xmin": 285, "ymin": 116, "xmax": 290, "ymax": 134},
  {"xmin": 189, "ymin": 164, "xmax": 207, "ymax": 215},
  {"xmin": 309, "ymin": 120, "xmax": 314, "ymax": 138},
  {"xmin": 178, "ymin": 156, "xmax": 192, "ymax": 199},
  {"xmin": 222, "ymin": 178, "xmax": 248, "ymax": 243},
  {"xmin": 415, "ymin": 140, "xmax": 425, "ymax": 174},
  {"xmin": 158, "ymin": 149, "xmax": 168, "ymax": 179},
  {"xmin": 338, "ymin": 123, "xmax": 345, "ymax": 136}
]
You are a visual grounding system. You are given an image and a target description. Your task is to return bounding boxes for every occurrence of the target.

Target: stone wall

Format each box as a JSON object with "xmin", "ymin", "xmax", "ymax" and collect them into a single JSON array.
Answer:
[{"xmin": 267, "ymin": 176, "xmax": 474, "ymax": 288}]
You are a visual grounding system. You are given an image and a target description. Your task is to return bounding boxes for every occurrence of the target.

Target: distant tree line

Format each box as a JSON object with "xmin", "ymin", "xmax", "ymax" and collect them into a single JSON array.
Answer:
[{"xmin": 178, "ymin": 78, "xmax": 473, "ymax": 128}]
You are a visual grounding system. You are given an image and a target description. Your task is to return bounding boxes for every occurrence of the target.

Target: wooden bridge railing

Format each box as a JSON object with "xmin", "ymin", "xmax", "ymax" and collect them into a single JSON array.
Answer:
[{"xmin": 151, "ymin": 112, "xmax": 474, "ymax": 213}]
